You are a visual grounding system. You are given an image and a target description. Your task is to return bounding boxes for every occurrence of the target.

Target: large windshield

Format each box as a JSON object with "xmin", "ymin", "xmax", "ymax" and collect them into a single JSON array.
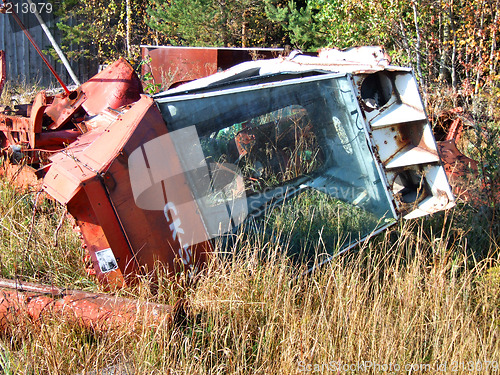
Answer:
[{"xmin": 153, "ymin": 74, "xmax": 395, "ymax": 259}]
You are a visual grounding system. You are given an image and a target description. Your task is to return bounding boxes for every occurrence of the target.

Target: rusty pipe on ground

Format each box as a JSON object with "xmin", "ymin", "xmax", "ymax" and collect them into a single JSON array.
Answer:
[{"xmin": 0, "ymin": 278, "xmax": 175, "ymax": 331}]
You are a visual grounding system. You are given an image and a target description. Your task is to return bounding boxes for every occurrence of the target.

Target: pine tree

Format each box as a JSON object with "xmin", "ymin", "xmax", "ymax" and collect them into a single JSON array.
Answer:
[{"xmin": 146, "ymin": 0, "xmax": 287, "ymax": 47}]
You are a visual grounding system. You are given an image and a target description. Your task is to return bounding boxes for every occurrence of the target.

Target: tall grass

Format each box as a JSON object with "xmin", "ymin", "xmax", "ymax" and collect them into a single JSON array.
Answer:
[
  {"xmin": 0, "ymin": 181, "xmax": 498, "ymax": 373},
  {"xmin": 0, "ymin": 177, "xmax": 95, "ymax": 289},
  {"xmin": 0, "ymin": 83, "xmax": 497, "ymax": 374}
]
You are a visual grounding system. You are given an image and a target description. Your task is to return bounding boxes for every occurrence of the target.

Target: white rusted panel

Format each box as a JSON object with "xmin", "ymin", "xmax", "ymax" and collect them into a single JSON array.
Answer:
[
  {"xmin": 370, "ymin": 103, "xmax": 427, "ymax": 128},
  {"xmin": 385, "ymin": 146, "xmax": 440, "ymax": 169}
]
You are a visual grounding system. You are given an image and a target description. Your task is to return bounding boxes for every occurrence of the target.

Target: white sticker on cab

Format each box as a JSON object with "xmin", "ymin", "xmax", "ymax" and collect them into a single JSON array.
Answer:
[{"xmin": 95, "ymin": 248, "xmax": 118, "ymax": 273}]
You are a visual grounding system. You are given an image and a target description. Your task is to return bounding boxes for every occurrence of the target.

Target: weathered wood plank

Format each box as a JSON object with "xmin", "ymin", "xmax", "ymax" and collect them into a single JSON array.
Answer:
[{"xmin": 0, "ymin": 10, "xmax": 96, "ymax": 88}]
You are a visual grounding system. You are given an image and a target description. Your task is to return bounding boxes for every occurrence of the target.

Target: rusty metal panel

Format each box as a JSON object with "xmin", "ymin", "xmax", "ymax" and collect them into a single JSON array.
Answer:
[
  {"xmin": 141, "ymin": 46, "xmax": 283, "ymax": 89},
  {"xmin": 45, "ymin": 88, "xmax": 86, "ymax": 130},
  {"xmin": 142, "ymin": 46, "xmax": 218, "ymax": 89},
  {"xmin": 81, "ymin": 57, "xmax": 143, "ymax": 116},
  {"xmin": 437, "ymin": 139, "xmax": 479, "ymax": 199},
  {"xmin": 43, "ymin": 94, "xmax": 212, "ymax": 283},
  {"xmin": 67, "ymin": 186, "xmax": 131, "ymax": 288}
]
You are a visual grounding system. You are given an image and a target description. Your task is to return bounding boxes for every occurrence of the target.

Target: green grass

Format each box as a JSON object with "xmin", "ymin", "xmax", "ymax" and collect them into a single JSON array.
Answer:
[{"xmin": 244, "ymin": 189, "xmax": 391, "ymax": 264}]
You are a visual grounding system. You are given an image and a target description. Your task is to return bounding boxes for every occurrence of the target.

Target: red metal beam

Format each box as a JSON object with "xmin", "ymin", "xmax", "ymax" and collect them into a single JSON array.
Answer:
[{"xmin": 0, "ymin": 278, "xmax": 174, "ymax": 331}]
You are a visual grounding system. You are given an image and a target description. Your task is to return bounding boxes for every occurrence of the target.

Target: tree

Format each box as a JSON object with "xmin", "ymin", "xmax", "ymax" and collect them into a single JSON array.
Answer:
[
  {"xmin": 146, "ymin": 0, "xmax": 287, "ymax": 47},
  {"xmin": 264, "ymin": 0, "xmax": 324, "ymax": 50},
  {"xmin": 53, "ymin": 0, "xmax": 165, "ymax": 64},
  {"xmin": 51, "ymin": 0, "xmax": 500, "ymax": 109},
  {"xmin": 264, "ymin": 0, "xmax": 412, "ymax": 54}
]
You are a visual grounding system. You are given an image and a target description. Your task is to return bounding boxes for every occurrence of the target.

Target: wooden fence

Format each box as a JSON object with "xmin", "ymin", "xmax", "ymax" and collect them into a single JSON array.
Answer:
[{"xmin": 0, "ymin": 8, "xmax": 96, "ymax": 88}]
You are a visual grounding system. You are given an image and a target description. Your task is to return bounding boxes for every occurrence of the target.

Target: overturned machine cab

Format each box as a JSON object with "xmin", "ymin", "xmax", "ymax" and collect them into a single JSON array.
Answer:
[{"xmin": 13, "ymin": 48, "xmax": 454, "ymax": 286}]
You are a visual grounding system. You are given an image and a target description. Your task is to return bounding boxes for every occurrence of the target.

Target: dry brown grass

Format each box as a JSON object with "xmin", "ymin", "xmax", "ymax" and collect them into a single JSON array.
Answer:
[
  {"xmin": 0, "ymin": 187, "xmax": 498, "ymax": 374},
  {"xmin": 0, "ymin": 83, "xmax": 498, "ymax": 374}
]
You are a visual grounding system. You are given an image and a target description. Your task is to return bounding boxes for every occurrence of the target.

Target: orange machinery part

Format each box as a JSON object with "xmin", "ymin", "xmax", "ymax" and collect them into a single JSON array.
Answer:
[
  {"xmin": 437, "ymin": 140, "xmax": 478, "ymax": 199},
  {"xmin": 141, "ymin": 46, "xmax": 284, "ymax": 89},
  {"xmin": 0, "ymin": 58, "xmax": 212, "ymax": 288},
  {"xmin": 0, "ymin": 278, "xmax": 173, "ymax": 331},
  {"xmin": 41, "ymin": 61, "xmax": 213, "ymax": 288},
  {"xmin": 437, "ymin": 139, "xmax": 500, "ymax": 203}
]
